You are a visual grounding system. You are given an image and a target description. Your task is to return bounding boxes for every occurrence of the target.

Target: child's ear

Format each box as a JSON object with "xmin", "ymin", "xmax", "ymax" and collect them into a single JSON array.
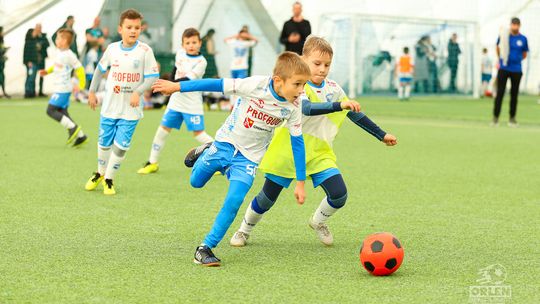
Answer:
[{"xmin": 117, "ymin": 25, "xmax": 122, "ymax": 34}]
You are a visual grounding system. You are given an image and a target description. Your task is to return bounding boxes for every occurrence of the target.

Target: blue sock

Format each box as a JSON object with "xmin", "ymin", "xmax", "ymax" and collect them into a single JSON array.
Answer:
[{"xmin": 203, "ymin": 180, "xmax": 251, "ymax": 248}]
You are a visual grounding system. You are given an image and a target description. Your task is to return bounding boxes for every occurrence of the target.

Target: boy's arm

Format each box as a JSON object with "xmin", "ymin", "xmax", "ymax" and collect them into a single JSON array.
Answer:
[
  {"xmin": 288, "ymin": 107, "xmax": 306, "ymax": 204},
  {"xmin": 88, "ymin": 67, "xmax": 104, "ymax": 110},
  {"xmin": 302, "ymin": 98, "xmax": 361, "ymax": 116},
  {"xmin": 74, "ymin": 66, "xmax": 86, "ymax": 90},
  {"xmin": 346, "ymin": 111, "xmax": 386, "ymax": 141}
]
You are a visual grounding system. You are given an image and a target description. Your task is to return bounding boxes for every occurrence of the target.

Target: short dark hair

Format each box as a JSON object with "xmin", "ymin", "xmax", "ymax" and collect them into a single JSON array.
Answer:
[
  {"xmin": 482, "ymin": 48, "xmax": 487, "ymax": 53},
  {"xmin": 403, "ymin": 47, "xmax": 409, "ymax": 54},
  {"xmin": 182, "ymin": 27, "xmax": 200, "ymax": 41},
  {"xmin": 511, "ymin": 17, "xmax": 520, "ymax": 25},
  {"xmin": 119, "ymin": 9, "xmax": 143, "ymax": 26},
  {"xmin": 67, "ymin": 15, "xmax": 74, "ymax": 20}
]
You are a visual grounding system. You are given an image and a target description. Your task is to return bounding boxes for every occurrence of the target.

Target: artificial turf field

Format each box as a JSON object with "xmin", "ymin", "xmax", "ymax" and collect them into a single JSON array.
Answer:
[{"xmin": 1, "ymin": 95, "xmax": 539, "ymax": 303}]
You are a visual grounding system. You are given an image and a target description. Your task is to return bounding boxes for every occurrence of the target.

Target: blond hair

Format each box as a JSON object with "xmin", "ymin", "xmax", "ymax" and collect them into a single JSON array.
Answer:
[
  {"xmin": 302, "ymin": 36, "xmax": 333, "ymax": 57},
  {"xmin": 273, "ymin": 52, "xmax": 311, "ymax": 80},
  {"xmin": 57, "ymin": 28, "xmax": 74, "ymax": 45}
]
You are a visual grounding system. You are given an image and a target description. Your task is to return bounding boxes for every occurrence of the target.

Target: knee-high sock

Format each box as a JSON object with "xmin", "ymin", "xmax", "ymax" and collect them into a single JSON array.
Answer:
[
  {"xmin": 404, "ymin": 85, "xmax": 411, "ymax": 98},
  {"xmin": 194, "ymin": 132, "xmax": 214, "ymax": 144},
  {"xmin": 149, "ymin": 127, "xmax": 170, "ymax": 164},
  {"xmin": 312, "ymin": 196, "xmax": 339, "ymax": 224},
  {"xmin": 104, "ymin": 146, "xmax": 126, "ymax": 180},
  {"xmin": 239, "ymin": 203, "xmax": 264, "ymax": 234},
  {"xmin": 203, "ymin": 180, "xmax": 251, "ymax": 248},
  {"xmin": 398, "ymin": 86, "xmax": 404, "ymax": 99},
  {"xmin": 97, "ymin": 146, "xmax": 112, "ymax": 175}
]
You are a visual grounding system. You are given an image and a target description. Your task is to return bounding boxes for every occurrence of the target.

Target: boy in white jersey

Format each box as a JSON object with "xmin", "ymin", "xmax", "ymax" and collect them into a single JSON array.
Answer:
[
  {"xmin": 84, "ymin": 9, "xmax": 159, "ymax": 195},
  {"xmin": 481, "ymin": 48, "xmax": 493, "ymax": 97},
  {"xmin": 224, "ymin": 29, "xmax": 258, "ymax": 79},
  {"xmin": 230, "ymin": 36, "xmax": 397, "ymax": 247},
  {"xmin": 138, "ymin": 28, "xmax": 212, "ymax": 174},
  {"xmin": 152, "ymin": 52, "xmax": 311, "ymax": 266},
  {"xmin": 39, "ymin": 29, "xmax": 88, "ymax": 147}
]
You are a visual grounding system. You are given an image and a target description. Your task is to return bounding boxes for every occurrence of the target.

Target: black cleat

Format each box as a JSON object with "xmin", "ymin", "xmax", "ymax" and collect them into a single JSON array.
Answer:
[
  {"xmin": 193, "ymin": 245, "xmax": 221, "ymax": 266},
  {"xmin": 184, "ymin": 142, "xmax": 212, "ymax": 168},
  {"xmin": 67, "ymin": 126, "xmax": 81, "ymax": 145},
  {"xmin": 72, "ymin": 135, "xmax": 88, "ymax": 147}
]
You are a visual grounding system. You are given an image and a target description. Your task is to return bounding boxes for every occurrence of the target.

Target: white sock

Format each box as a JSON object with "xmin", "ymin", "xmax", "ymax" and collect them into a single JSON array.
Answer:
[
  {"xmin": 398, "ymin": 86, "xmax": 404, "ymax": 99},
  {"xmin": 312, "ymin": 196, "xmax": 339, "ymax": 224},
  {"xmin": 77, "ymin": 129, "xmax": 85, "ymax": 138},
  {"xmin": 149, "ymin": 127, "xmax": 170, "ymax": 164},
  {"xmin": 60, "ymin": 115, "xmax": 76, "ymax": 129},
  {"xmin": 239, "ymin": 205, "xmax": 264, "ymax": 234},
  {"xmin": 405, "ymin": 85, "xmax": 411, "ymax": 98},
  {"xmin": 194, "ymin": 132, "xmax": 214, "ymax": 144},
  {"xmin": 97, "ymin": 146, "xmax": 112, "ymax": 176},
  {"xmin": 105, "ymin": 148, "xmax": 126, "ymax": 180}
]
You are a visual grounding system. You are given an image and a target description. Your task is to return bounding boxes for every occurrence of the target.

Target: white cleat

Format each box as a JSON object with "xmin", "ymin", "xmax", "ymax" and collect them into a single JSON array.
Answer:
[
  {"xmin": 309, "ymin": 218, "xmax": 334, "ymax": 246},
  {"xmin": 230, "ymin": 231, "xmax": 249, "ymax": 247}
]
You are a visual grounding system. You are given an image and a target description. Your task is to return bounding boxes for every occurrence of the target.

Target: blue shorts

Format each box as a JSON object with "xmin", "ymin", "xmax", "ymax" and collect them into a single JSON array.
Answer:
[
  {"xmin": 481, "ymin": 73, "xmax": 492, "ymax": 83},
  {"xmin": 161, "ymin": 108, "xmax": 205, "ymax": 131},
  {"xmin": 399, "ymin": 77, "xmax": 413, "ymax": 84},
  {"xmin": 231, "ymin": 69, "xmax": 248, "ymax": 79},
  {"xmin": 99, "ymin": 116, "xmax": 139, "ymax": 150},
  {"xmin": 266, "ymin": 168, "xmax": 341, "ymax": 188},
  {"xmin": 48, "ymin": 92, "xmax": 71, "ymax": 109},
  {"xmin": 193, "ymin": 141, "xmax": 258, "ymax": 186}
]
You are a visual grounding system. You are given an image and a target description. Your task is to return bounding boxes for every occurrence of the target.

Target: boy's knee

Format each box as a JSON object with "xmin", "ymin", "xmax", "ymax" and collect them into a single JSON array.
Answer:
[
  {"xmin": 328, "ymin": 192, "xmax": 348, "ymax": 209},
  {"xmin": 190, "ymin": 175, "xmax": 205, "ymax": 188},
  {"xmin": 251, "ymin": 191, "xmax": 276, "ymax": 214}
]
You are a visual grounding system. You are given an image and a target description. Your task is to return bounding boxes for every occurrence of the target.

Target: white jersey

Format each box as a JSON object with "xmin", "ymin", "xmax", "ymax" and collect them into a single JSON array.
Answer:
[
  {"xmin": 216, "ymin": 76, "xmax": 303, "ymax": 163},
  {"xmin": 51, "ymin": 49, "xmax": 82, "ymax": 93},
  {"xmin": 167, "ymin": 49, "xmax": 207, "ymax": 115},
  {"xmin": 481, "ymin": 54, "xmax": 493, "ymax": 75},
  {"xmin": 97, "ymin": 40, "xmax": 159, "ymax": 120},
  {"xmin": 226, "ymin": 39, "xmax": 256, "ymax": 70}
]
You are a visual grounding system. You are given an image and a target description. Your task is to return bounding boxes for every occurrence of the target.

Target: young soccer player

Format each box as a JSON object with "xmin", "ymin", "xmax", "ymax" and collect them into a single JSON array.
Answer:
[
  {"xmin": 84, "ymin": 9, "xmax": 159, "ymax": 195},
  {"xmin": 138, "ymin": 28, "xmax": 212, "ymax": 174},
  {"xmin": 225, "ymin": 29, "xmax": 257, "ymax": 104},
  {"xmin": 481, "ymin": 48, "xmax": 493, "ymax": 97},
  {"xmin": 152, "ymin": 52, "xmax": 316, "ymax": 266},
  {"xmin": 396, "ymin": 47, "xmax": 414, "ymax": 101},
  {"xmin": 39, "ymin": 28, "xmax": 88, "ymax": 147},
  {"xmin": 229, "ymin": 36, "xmax": 397, "ymax": 247}
]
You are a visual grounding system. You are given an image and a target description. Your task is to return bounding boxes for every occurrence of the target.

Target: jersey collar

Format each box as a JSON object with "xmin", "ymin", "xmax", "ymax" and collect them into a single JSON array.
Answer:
[
  {"xmin": 120, "ymin": 40, "xmax": 139, "ymax": 51},
  {"xmin": 269, "ymin": 79, "xmax": 287, "ymax": 102},
  {"xmin": 307, "ymin": 80, "xmax": 325, "ymax": 89}
]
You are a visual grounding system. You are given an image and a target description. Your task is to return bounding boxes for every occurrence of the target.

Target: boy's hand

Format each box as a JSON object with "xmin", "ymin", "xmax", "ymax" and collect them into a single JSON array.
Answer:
[
  {"xmin": 88, "ymin": 92, "xmax": 98, "ymax": 110},
  {"xmin": 383, "ymin": 134, "xmax": 397, "ymax": 146},
  {"xmin": 38, "ymin": 69, "xmax": 47, "ymax": 76},
  {"xmin": 341, "ymin": 100, "xmax": 361, "ymax": 112},
  {"xmin": 152, "ymin": 79, "xmax": 179, "ymax": 95},
  {"xmin": 130, "ymin": 91, "xmax": 140, "ymax": 108},
  {"xmin": 294, "ymin": 181, "xmax": 306, "ymax": 205}
]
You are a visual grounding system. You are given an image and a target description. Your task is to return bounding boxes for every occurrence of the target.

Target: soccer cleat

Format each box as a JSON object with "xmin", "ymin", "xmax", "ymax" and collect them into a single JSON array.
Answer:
[
  {"xmin": 72, "ymin": 135, "xmax": 88, "ymax": 148},
  {"xmin": 508, "ymin": 118, "xmax": 518, "ymax": 128},
  {"xmin": 85, "ymin": 172, "xmax": 103, "ymax": 191},
  {"xmin": 103, "ymin": 179, "xmax": 116, "ymax": 195},
  {"xmin": 137, "ymin": 161, "xmax": 159, "ymax": 174},
  {"xmin": 230, "ymin": 231, "xmax": 249, "ymax": 247},
  {"xmin": 490, "ymin": 117, "xmax": 499, "ymax": 127},
  {"xmin": 193, "ymin": 245, "xmax": 221, "ymax": 266},
  {"xmin": 67, "ymin": 126, "xmax": 81, "ymax": 145},
  {"xmin": 184, "ymin": 142, "xmax": 212, "ymax": 168},
  {"xmin": 309, "ymin": 217, "xmax": 334, "ymax": 246}
]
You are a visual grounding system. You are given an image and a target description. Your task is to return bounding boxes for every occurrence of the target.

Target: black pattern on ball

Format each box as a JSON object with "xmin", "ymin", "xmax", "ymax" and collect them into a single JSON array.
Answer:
[
  {"xmin": 371, "ymin": 240, "xmax": 383, "ymax": 253},
  {"xmin": 364, "ymin": 261, "xmax": 375, "ymax": 272},
  {"xmin": 392, "ymin": 237, "xmax": 401, "ymax": 249},
  {"xmin": 385, "ymin": 258, "xmax": 397, "ymax": 269}
]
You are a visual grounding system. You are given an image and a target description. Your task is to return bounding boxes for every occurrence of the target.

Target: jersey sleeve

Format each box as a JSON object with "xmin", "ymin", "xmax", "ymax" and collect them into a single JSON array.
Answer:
[
  {"xmin": 336, "ymin": 84, "xmax": 349, "ymax": 102},
  {"xmin": 97, "ymin": 45, "xmax": 110, "ymax": 73},
  {"xmin": 523, "ymin": 37, "xmax": 529, "ymax": 52},
  {"xmin": 69, "ymin": 51, "xmax": 82, "ymax": 69},
  {"xmin": 186, "ymin": 58, "xmax": 207, "ymax": 80},
  {"xmin": 287, "ymin": 106, "xmax": 303, "ymax": 137},
  {"xmin": 143, "ymin": 47, "xmax": 160, "ymax": 78},
  {"xmin": 222, "ymin": 77, "xmax": 258, "ymax": 96}
]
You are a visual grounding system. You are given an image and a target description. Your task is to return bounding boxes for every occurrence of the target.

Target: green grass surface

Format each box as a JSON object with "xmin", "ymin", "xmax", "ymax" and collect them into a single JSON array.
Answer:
[{"xmin": 1, "ymin": 96, "xmax": 539, "ymax": 303}]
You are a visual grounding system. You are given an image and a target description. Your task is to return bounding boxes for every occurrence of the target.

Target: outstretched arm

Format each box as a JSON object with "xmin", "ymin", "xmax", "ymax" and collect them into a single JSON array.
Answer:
[
  {"xmin": 302, "ymin": 99, "xmax": 361, "ymax": 116},
  {"xmin": 152, "ymin": 78, "xmax": 224, "ymax": 95}
]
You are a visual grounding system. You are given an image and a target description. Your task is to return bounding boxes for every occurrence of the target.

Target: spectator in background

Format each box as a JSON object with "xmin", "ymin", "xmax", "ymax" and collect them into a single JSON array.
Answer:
[
  {"xmin": 480, "ymin": 48, "xmax": 493, "ymax": 97},
  {"xmin": 0, "ymin": 26, "xmax": 10, "ymax": 98},
  {"xmin": 414, "ymin": 36, "xmax": 429, "ymax": 93},
  {"xmin": 224, "ymin": 28, "xmax": 258, "ymax": 79},
  {"xmin": 139, "ymin": 21, "xmax": 154, "ymax": 47},
  {"xmin": 84, "ymin": 17, "xmax": 103, "ymax": 56},
  {"xmin": 102, "ymin": 27, "xmax": 113, "ymax": 48},
  {"xmin": 201, "ymin": 29, "xmax": 219, "ymax": 78},
  {"xmin": 425, "ymin": 36, "xmax": 440, "ymax": 93},
  {"xmin": 279, "ymin": 1, "xmax": 311, "ymax": 55},
  {"xmin": 23, "ymin": 24, "xmax": 49, "ymax": 98},
  {"xmin": 447, "ymin": 33, "xmax": 461, "ymax": 92},
  {"xmin": 52, "ymin": 16, "xmax": 78, "ymax": 57},
  {"xmin": 492, "ymin": 17, "xmax": 529, "ymax": 127}
]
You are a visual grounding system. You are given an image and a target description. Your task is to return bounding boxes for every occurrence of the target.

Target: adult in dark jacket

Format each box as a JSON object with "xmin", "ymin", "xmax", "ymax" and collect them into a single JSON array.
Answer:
[
  {"xmin": 279, "ymin": 1, "xmax": 311, "ymax": 55},
  {"xmin": 23, "ymin": 24, "xmax": 49, "ymax": 98},
  {"xmin": 52, "ymin": 16, "xmax": 78, "ymax": 57},
  {"xmin": 447, "ymin": 33, "xmax": 461, "ymax": 92}
]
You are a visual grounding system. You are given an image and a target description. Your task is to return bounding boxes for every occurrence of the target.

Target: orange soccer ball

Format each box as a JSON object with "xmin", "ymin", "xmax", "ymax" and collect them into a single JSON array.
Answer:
[{"xmin": 359, "ymin": 232, "xmax": 404, "ymax": 276}]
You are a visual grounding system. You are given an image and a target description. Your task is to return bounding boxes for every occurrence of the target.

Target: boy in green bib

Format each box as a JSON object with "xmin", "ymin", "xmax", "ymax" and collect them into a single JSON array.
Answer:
[{"xmin": 230, "ymin": 36, "xmax": 397, "ymax": 246}]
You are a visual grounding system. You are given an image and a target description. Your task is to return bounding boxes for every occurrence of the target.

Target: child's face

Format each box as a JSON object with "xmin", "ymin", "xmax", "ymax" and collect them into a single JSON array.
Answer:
[
  {"xmin": 55, "ymin": 34, "xmax": 70, "ymax": 49},
  {"xmin": 239, "ymin": 32, "xmax": 250, "ymax": 40},
  {"xmin": 273, "ymin": 74, "xmax": 309, "ymax": 102},
  {"xmin": 118, "ymin": 18, "xmax": 141, "ymax": 46},
  {"xmin": 183, "ymin": 36, "xmax": 202, "ymax": 55},
  {"xmin": 303, "ymin": 51, "xmax": 332, "ymax": 85}
]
